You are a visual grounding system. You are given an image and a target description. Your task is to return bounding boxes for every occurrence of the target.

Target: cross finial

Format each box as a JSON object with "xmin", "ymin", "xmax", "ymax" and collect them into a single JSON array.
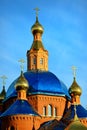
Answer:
[
  {"xmin": 34, "ymin": 8, "xmax": 40, "ymax": 18},
  {"xmin": 72, "ymin": 66, "xmax": 77, "ymax": 78},
  {"xmin": 18, "ymin": 59, "xmax": 25, "ymax": 72},
  {"xmin": 1, "ymin": 75, "xmax": 7, "ymax": 86}
]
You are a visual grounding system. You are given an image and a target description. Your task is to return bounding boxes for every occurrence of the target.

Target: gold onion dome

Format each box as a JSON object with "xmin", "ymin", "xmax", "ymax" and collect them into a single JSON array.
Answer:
[
  {"xmin": 15, "ymin": 71, "xmax": 29, "ymax": 91},
  {"xmin": 68, "ymin": 117, "xmax": 87, "ymax": 130},
  {"xmin": 68, "ymin": 112, "xmax": 87, "ymax": 130},
  {"xmin": 69, "ymin": 77, "xmax": 82, "ymax": 96},
  {"xmin": 66, "ymin": 105, "xmax": 87, "ymax": 130},
  {"xmin": 31, "ymin": 16, "xmax": 44, "ymax": 34}
]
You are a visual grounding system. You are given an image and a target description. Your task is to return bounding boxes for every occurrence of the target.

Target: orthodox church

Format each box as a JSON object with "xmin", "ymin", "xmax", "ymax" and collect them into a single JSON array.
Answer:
[{"xmin": 0, "ymin": 10, "xmax": 87, "ymax": 130}]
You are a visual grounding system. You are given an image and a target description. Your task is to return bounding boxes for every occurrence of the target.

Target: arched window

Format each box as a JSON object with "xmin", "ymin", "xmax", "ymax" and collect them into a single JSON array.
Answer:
[
  {"xmin": 48, "ymin": 104, "xmax": 52, "ymax": 116},
  {"xmin": 40, "ymin": 58, "xmax": 43, "ymax": 64},
  {"xmin": 33, "ymin": 57, "xmax": 36, "ymax": 64},
  {"xmin": 53, "ymin": 107, "xmax": 57, "ymax": 117},
  {"xmin": 43, "ymin": 106, "xmax": 46, "ymax": 116},
  {"xmin": 10, "ymin": 126, "xmax": 15, "ymax": 130}
]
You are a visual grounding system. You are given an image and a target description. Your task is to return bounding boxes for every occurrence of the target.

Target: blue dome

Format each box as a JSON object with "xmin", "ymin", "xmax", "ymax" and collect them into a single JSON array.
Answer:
[
  {"xmin": 6, "ymin": 71, "xmax": 70, "ymax": 99},
  {"xmin": 63, "ymin": 104, "xmax": 87, "ymax": 120},
  {"xmin": 0, "ymin": 99, "xmax": 40, "ymax": 117}
]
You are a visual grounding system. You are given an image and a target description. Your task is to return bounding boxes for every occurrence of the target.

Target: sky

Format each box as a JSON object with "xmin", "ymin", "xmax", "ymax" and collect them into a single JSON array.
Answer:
[{"xmin": 0, "ymin": 0, "xmax": 87, "ymax": 107}]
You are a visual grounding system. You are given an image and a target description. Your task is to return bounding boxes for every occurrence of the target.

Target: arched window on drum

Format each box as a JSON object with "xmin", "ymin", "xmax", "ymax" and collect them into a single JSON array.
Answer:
[
  {"xmin": 43, "ymin": 106, "xmax": 46, "ymax": 116},
  {"xmin": 53, "ymin": 107, "xmax": 57, "ymax": 117},
  {"xmin": 48, "ymin": 104, "xmax": 52, "ymax": 116}
]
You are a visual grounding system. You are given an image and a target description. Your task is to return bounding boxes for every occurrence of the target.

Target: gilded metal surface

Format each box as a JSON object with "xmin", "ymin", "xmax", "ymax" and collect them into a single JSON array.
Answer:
[
  {"xmin": 68, "ymin": 120, "xmax": 87, "ymax": 130},
  {"xmin": 31, "ymin": 41, "xmax": 44, "ymax": 50},
  {"xmin": 31, "ymin": 17, "xmax": 44, "ymax": 33},
  {"xmin": 15, "ymin": 71, "xmax": 29, "ymax": 91},
  {"xmin": 69, "ymin": 78, "xmax": 82, "ymax": 96}
]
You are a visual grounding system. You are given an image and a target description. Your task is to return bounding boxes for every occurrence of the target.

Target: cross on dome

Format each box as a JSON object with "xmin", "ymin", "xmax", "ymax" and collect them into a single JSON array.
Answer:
[
  {"xmin": 72, "ymin": 66, "xmax": 77, "ymax": 78},
  {"xmin": 1, "ymin": 75, "xmax": 7, "ymax": 86},
  {"xmin": 18, "ymin": 59, "xmax": 25, "ymax": 72},
  {"xmin": 34, "ymin": 8, "xmax": 40, "ymax": 18}
]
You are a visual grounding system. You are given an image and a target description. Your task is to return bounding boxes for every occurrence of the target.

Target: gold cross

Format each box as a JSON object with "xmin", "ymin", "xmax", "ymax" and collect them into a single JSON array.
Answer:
[
  {"xmin": 34, "ymin": 8, "xmax": 40, "ymax": 17},
  {"xmin": 72, "ymin": 66, "xmax": 77, "ymax": 78},
  {"xmin": 18, "ymin": 59, "xmax": 25, "ymax": 71},
  {"xmin": 1, "ymin": 75, "xmax": 7, "ymax": 86}
]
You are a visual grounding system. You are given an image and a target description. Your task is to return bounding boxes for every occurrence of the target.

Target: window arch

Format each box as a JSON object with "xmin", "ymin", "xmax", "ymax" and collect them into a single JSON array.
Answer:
[
  {"xmin": 48, "ymin": 104, "xmax": 52, "ymax": 116},
  {"xmin": 10, "ymin": 126, "xmax": 15, "ymax": 130},
  {"xmin": 40, "ymin": 58, "xmax": 43, "ymax": 64},
  {"xmin": 33, "ymin": 57, "xmax": 36, "ymax": 64},
  {"xmin": 53, "ymin": 107, "xmax": 57, "ymax": 117},
  {"xmin": 43, "ymin": 106, "xmax": 46, "ymax": 116}
]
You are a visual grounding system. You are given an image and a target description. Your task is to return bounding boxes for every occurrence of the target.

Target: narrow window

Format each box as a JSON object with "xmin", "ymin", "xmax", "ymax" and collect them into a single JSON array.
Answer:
[
  {"xmin": 53, "ymin": 107, "xmax": 57, "ymax": 117},
  {"xmin": 48, "ymin": 104, "xmax": 52, "ymax": 116},
  {"xmin": 43, "ymin": 106, "xmax": 46, "ymax": 116},
  {"xmin": 33, "ymin": 57, "xmax": 36, "ymax": 64},
  {"xmin": 40, "ymin": 58, "xmax": 43, "ymax": 64}
]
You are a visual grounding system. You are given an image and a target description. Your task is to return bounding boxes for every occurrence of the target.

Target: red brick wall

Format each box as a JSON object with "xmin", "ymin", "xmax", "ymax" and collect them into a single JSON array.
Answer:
[
  {"xmin": 27, "ymin": 95, "xmax": 68, "ymax": 123},
  {"xmin": 1, "ymin": 115, "xmax": 40, "ymax": 130}
]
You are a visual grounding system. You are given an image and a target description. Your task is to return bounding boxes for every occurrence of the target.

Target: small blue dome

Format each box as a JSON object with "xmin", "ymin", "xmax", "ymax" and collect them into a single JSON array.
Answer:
[
  {"xmin": 0, "ymin": 99, "xmax": 40, "ymax": 117},
  {"xmin": 64, "ymin": 104, "xmax": 87, "ymax": 119},
  {"xmin": 6, "ymin": 71, "xmax": 70, "ymax": 99}
]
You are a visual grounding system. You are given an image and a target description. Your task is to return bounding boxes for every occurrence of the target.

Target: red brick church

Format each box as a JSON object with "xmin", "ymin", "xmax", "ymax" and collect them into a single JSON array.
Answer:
[{"xmin": 0, "ymin": 11, "xmax": 87, "ymax": 130}]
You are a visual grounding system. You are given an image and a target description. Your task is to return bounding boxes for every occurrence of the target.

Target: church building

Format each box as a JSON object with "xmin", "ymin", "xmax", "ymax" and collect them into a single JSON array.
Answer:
[{"xmin": 0, "ymin": 10, "xmax": 87, "ymax": 130}]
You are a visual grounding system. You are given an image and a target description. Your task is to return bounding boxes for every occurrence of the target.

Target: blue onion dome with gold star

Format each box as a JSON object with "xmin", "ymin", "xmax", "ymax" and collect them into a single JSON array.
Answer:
[
  {"xmin": 68, "ymin": 77, "xmax": 82, "ymax": 96},
  {"xmin": 31, "ymin": 16, "xmax": 44, "ymax": 34}
]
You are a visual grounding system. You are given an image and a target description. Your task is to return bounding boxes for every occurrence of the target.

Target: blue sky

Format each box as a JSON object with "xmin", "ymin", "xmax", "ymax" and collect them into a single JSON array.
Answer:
[{"xmin": 0, "ymin": 0, "xmax": 87, "ymax": 107}]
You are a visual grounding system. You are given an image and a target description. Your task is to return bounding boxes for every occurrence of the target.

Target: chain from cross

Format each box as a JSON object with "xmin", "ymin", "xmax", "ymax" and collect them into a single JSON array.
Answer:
[
  {"xmin": 1, "ymin": 75, "xmax": 7, "ymax": 86},
  {"xmin": 72, "ymin": 66, "xmax": 77, "ymax": 78},
  {"xmin": 18, "ymin": 59, "xmax": 25, "ymax": 71},
  {"xmin": 34, "ymin": 8, "xmax": 40, "ymax": 17}
]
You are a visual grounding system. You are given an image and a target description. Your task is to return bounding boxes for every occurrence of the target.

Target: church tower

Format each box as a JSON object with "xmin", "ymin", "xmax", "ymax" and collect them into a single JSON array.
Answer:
[{"xmin": 27, "ymin": 8, "xmax": 48, "ymax": 71}]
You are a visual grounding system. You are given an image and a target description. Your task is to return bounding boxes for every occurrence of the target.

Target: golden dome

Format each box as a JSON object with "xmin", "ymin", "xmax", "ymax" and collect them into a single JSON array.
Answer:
[
  {"xmin": 15, "ymin": 71, "xmax": 29, "ymax": 91},
  {"xmin": 65, "ymin": 105, "xmax": 87, "ymax": 130},
  {"xmin": 68, "ymin": 120, "xmax": 87, "ymax": 130},
  {"xmin": 69, "ymin": 78, "xmax": 82, "ymax": 96},
  {"xmin": 31, "ymin": 17, "xmax": 44, "ymax": 34}
]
